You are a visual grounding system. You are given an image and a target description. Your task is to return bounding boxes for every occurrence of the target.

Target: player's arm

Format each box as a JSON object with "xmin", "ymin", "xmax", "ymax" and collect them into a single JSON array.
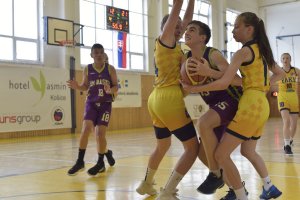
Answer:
[
  {"xmin": 181, "ymin": 0, "xmax": 195, "ymax": 33},
  {"xmin": 211, "ymin": 50, "xmax": 242, "ymax": 86},
  {"xmin": 186, "ymin": 57, "xmax": 223, "ymax": 79},
  {"xmin": 160, "ymin": 0, "xmax": 183, "ymax": 46},
  {"xmin": 295, "ymin": 67, "xmax": 300, "ymax": 84},
  {"xmin": 105, "ymin": 65, "xmax": 118, "ymax": 94},
  {"xmin": 66, "ymin": 67, "xmax": 89, "ymax": 91},
  {"xmin": 181, "ymin": 47, "xmax": 247, "ymax": 93},
  {"xmin": 269, "ymin": 63, "xmax": 286, "ymax": 85}
]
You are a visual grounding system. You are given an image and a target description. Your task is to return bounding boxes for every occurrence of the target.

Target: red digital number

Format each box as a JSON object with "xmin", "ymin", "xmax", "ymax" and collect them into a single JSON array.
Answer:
[{"xmin": 110, "ymin": 8, "xmax": 115, "ymax": 15}]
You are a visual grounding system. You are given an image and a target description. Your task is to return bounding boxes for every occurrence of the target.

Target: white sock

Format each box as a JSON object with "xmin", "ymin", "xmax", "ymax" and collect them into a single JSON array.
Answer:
[
  {"xmin": 234, "ymin": 187, "xmax": 248, "ymax": 200},
  {"xmin": 284, "ymin": 139, "xmax": 290, "ymax": 146},
  {"xmin": 211, "ymin": 169, "xmax": 221, "ymax": 178},
  {"xmin": 145, "ymin": 168, "xmax": 156, "ymax": 184},
  {"xmin": 262, "ymin": 176, "xmax": 272, "ymax": 191},
  {"xmin": 164, "ymin": 170, "xmax": 183, "ymax": 191}
]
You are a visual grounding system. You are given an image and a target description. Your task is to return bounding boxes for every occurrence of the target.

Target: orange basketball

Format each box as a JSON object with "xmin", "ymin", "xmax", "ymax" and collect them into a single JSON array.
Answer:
[{"xmin": 180, "ymin": 57, "xmax": 207, "ymax": 85}]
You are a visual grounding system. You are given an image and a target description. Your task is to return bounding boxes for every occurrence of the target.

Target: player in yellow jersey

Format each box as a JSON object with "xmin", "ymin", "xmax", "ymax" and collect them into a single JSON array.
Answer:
[
  {"xmin": 136, "ymin": 1, "xmax": 199, "ymax": 200},
  {"xmin": 277, "ymin": 52, "xmax": 300, "ymax": 155},
  {"xmin": 181, "ymin": 12, "xmax": 285, "ymax": 200}
]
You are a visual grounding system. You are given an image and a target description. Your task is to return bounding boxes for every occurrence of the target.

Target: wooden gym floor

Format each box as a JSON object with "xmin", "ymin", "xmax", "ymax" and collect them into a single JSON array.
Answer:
[{"xmin": 0, "ymin": 118, "xmax": 299, "ymax": 200}]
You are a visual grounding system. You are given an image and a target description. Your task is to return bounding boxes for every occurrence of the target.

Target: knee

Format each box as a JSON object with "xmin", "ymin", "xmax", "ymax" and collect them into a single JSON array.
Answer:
[
  {"xmin": 214, "ymin": 148, "xmax": 226, "ymax": 166},
  {"xmin": 156, "ymin": 140, "xmax": 171, "ymax": 153},
  {"xmin": 197, "ymin": 118, "xmax": 210, "ymax": 134},
  {"xmin": 240, "ymin": 148, "xmax": 256, "ymax": 160},
  {"xmin": 283, "ymin": 118, "xmax": 290, "ymax": 127},
  {"xmin": 81, "ymin": 127, "xmax": 93, "ymax": 137},
  {"xmin": 183, "ymin": 138, "xmax": 199, "ymax": 156}
]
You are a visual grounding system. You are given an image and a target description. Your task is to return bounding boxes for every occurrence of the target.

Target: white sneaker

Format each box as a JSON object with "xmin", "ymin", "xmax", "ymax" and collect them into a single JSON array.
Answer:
[
  {"xmin": 156, "ymin": 188, "xmax": 179, "ymax": 200},
  {"xmin": 136, "ymin": 180, "xmax": 157, "ymax": 195}
]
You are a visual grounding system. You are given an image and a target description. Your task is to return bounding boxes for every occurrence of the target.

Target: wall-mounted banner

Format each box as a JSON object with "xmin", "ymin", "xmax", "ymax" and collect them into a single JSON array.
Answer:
[
  {"xmin": 113, "ymin": 73, "xmax": 141, "ymax": 108},
  {"xmin": 184, "ymin": 94, "xmax": 209, "ymax": 120},
  {"xmin": 0, "ymin": 66, "xmax": 71, "ymax": 132}
]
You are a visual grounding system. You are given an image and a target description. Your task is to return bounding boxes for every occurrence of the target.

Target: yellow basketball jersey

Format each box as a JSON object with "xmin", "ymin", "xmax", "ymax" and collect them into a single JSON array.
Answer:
[
  {"xmin": 153, "ymin": 39, "xmax": 182, "ymax": 88},
  {"xmin": 239, "ymin": 41, "xmax": 270, "ymax": 92},
  {"xmin": 278, "ymin": 67, "xmax": 298, "ymax": 93}
]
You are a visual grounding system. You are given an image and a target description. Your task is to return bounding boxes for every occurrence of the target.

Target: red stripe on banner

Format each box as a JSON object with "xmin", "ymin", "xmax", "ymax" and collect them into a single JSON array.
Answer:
[{"xmin": 122, "ymin": 32, "xmax": 127, "ymax": 68}]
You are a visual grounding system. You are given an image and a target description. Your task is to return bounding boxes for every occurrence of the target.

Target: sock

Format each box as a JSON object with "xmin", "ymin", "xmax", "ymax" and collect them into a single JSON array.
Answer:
[
  {"xmin": 211, "ymin": 169, "xmax": 221, "ymax": 178},
  {"xmin": 164, "ymin": 171, "xmax": 183, "ymax": 192},
  {"xmin": 97, "ymin": 153, "xmax": 105, "ymax": 165},
  {"xmin": 262, "ymin": 176, "xmax": 272, "ymax": 191},
  {"xmin": 234, "ymin": 187, "xmax": 248, "ymax": 200},
  {"xmin": 78, "ymin": 148, "xmax": 86, "ymax": 163},
  {"xmin": 284, "ymin": 139, "xmax": 290, "ymax": 146},
  {"xmin": 145, "ymin": 168, "xmax": 156, "ymax": 184}
]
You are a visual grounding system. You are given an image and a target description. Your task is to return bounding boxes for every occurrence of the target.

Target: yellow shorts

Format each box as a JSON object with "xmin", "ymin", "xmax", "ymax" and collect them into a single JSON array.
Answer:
[
  {"xmin": 148, "ymin": 85, "xmax": 192, "ymax": 131},
  {"xmin": 227, "ymin": 90, "xmax": 269, "ymax": 140},
  {"xmin": 277, "ymin": 92, "xmax": 299, "ymax": 113}
]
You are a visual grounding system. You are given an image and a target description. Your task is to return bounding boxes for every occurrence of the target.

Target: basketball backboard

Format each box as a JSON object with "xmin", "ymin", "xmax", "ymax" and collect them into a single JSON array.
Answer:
[{"xmin": 44, "ymin": 16, "xmax": 74, "ymax": 46}]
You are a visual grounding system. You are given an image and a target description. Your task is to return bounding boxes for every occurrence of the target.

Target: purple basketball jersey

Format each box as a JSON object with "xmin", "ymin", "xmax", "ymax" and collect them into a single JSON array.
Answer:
[{"xmin": 86, "ymin": 63, "xmax": 114, "ymax": 103}]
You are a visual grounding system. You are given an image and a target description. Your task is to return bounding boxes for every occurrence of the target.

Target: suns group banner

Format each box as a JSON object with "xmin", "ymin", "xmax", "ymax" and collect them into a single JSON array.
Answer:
[
  {"xmin": 113, "ymin": 73, "xmax": 141, "ymax": 108},
  {"xmin": 0, "ymin": 66, "xmax": 71, "ymax": 132}
]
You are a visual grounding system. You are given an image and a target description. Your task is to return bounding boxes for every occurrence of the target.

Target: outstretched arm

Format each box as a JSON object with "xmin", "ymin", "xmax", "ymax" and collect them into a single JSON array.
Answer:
[
  {"xmin": 160, "ymin": 0, "xmax": 183, "ymax": 46},
  {"xmin": 66, "ymin": 67, "xmax": 89, "ymax": 91},
  {"xmin": 181, "ymin": 0, "xmax": 195, "ymax": 31},
  {"xmin": 186, "ymin": 51, "xmax": 242, "ymax": 86},
  {"xmin": 181, "ymin": 48, "xmax": 246, "ymax": 93}
]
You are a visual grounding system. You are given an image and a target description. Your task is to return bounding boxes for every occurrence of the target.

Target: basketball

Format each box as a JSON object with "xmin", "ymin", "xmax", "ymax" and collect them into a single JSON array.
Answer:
[{"xmin": 180, "ymin": 57, "xmax": 207, "ymax": 85}]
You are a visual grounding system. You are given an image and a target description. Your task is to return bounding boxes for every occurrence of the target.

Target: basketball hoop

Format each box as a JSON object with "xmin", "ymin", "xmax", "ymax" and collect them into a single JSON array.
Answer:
[{"xmin": 58, "ymin": 40, "xmax": 76, "ymax": 47}]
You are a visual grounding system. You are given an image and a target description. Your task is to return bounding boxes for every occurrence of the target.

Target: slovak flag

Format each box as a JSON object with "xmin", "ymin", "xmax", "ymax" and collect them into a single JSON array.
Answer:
[{"xmin": 117, "ymin": 32, "xmax": 127, "ymax": 68}]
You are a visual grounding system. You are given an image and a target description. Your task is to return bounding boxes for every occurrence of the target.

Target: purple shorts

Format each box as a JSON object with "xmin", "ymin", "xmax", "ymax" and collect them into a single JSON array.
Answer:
[
  {"xmin": 84, "ymin": 102, "xmax": 112, "ymax": 126},
  {"xmin": 210, "ymin": 97, "xmax": 239, "ymax": 141}
]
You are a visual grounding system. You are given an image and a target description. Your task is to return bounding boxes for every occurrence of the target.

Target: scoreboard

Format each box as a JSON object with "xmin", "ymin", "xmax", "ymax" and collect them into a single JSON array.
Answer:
[{"xmin": 106, "ymin": 6, "xmax": 129, "ymax": 33}]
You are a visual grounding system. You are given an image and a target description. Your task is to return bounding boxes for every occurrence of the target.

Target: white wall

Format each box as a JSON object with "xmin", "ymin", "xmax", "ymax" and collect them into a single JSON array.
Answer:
[
  {"xmin": 43, "ymin": 0, "xmax": 81, "ymax": 70},
  {"xmin": 259, "ymin": 1, "xmax": 300, "ymax": 67},
  {"xmin": 210, "ymin": 0, "xmax": 258, "ymax": 52}
]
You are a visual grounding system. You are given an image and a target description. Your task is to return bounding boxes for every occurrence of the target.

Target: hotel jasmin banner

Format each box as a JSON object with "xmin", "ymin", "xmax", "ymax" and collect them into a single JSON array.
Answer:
[
  {"xmin": 113, "ymin": 73, "xmax": 141, "ymax": 108},
  {"xmin": 0, "ymin": 66, "xmax": 71, "ymax": 132}
]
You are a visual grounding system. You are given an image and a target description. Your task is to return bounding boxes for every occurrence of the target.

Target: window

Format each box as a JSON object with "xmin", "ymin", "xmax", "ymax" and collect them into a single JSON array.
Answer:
[
  {"xmin": 225, "ymin": 10, "xmax": 241, "ymax": 62},
  {"xmin": 168, "ymin": 0, "xmax": 211, "ymax": 45},
  {"xmin": 79, "ymin": 0, "xmax": 148, "ymax": 71},
  {"xmin": 0, "ymin": 0, "xmax": 41, "ymax": 63}
]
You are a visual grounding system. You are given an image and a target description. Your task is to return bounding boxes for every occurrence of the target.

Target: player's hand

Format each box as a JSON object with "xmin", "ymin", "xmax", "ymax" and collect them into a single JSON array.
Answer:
[
  {"xmin": 179, "ymin": 79, "xmax": 194, "ymax": 93},
  {"xmin": 104, "ymin": 84, "xmax": 112, "ymax": 94},
  {"xmin": 66, "ymin": 79, "xmax": 79, "ymax": 90},
  {"xmin": 187, "ymin": 57, "xmax": 211, "ymax": 76}
]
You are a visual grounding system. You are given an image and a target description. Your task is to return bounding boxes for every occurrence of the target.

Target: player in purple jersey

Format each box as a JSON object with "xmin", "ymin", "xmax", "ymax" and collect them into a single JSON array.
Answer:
[
  {"xmin": 66, "ymin": 43, "xmax": 118, "ymax": 176},
  {"xmin": 181, "ymin": 20, "xmax": 246, "ymax": 199}
]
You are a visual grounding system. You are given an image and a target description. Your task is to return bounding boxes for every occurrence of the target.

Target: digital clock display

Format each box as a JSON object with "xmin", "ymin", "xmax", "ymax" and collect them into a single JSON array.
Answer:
[{"xmin": 106, "ymin": 6, "xmax": 129, "ymax": 33}]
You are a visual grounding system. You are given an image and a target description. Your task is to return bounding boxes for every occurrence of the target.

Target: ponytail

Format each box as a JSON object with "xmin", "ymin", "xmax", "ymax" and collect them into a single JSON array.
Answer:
[
  {"xmin": 239, "ymin": 12, "xmax": 275, "ymax": 68},
  {"xmin": 256, "ymin": 20, "xmax": 275, "ymax": 68}
]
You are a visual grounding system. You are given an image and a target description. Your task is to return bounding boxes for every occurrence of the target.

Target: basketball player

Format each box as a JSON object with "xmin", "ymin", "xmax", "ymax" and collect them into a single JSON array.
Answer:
[
  {"xmin": 183, "ymin": 20, "xmax": 245, "ymax": 199},
  {"xmin": 136, "ymin": 1, "xmax": 199, "ymax": 199},
  {"xmin": 66, "ymin": 43, "xmax": 118, "ymax": 176},
  {"xmin": 181, "ymin": 12, "xmax": 284, "ymax": 200},
  {"xmin": 277, "ymin": 52, "xmax": 299, "ymax": 155}
]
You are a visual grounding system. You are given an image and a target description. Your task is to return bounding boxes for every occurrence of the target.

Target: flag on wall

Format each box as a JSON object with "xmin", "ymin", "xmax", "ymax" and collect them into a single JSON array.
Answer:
[{"xmin": 117, "ymin": 32, "xmax": 127, "ymax": 68}]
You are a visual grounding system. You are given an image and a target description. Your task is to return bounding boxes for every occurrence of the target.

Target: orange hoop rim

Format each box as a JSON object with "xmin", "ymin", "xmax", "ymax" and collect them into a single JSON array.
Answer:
[{"xmin": 57, "ymin": 40, "xmax": 76, "ymax": 47}]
